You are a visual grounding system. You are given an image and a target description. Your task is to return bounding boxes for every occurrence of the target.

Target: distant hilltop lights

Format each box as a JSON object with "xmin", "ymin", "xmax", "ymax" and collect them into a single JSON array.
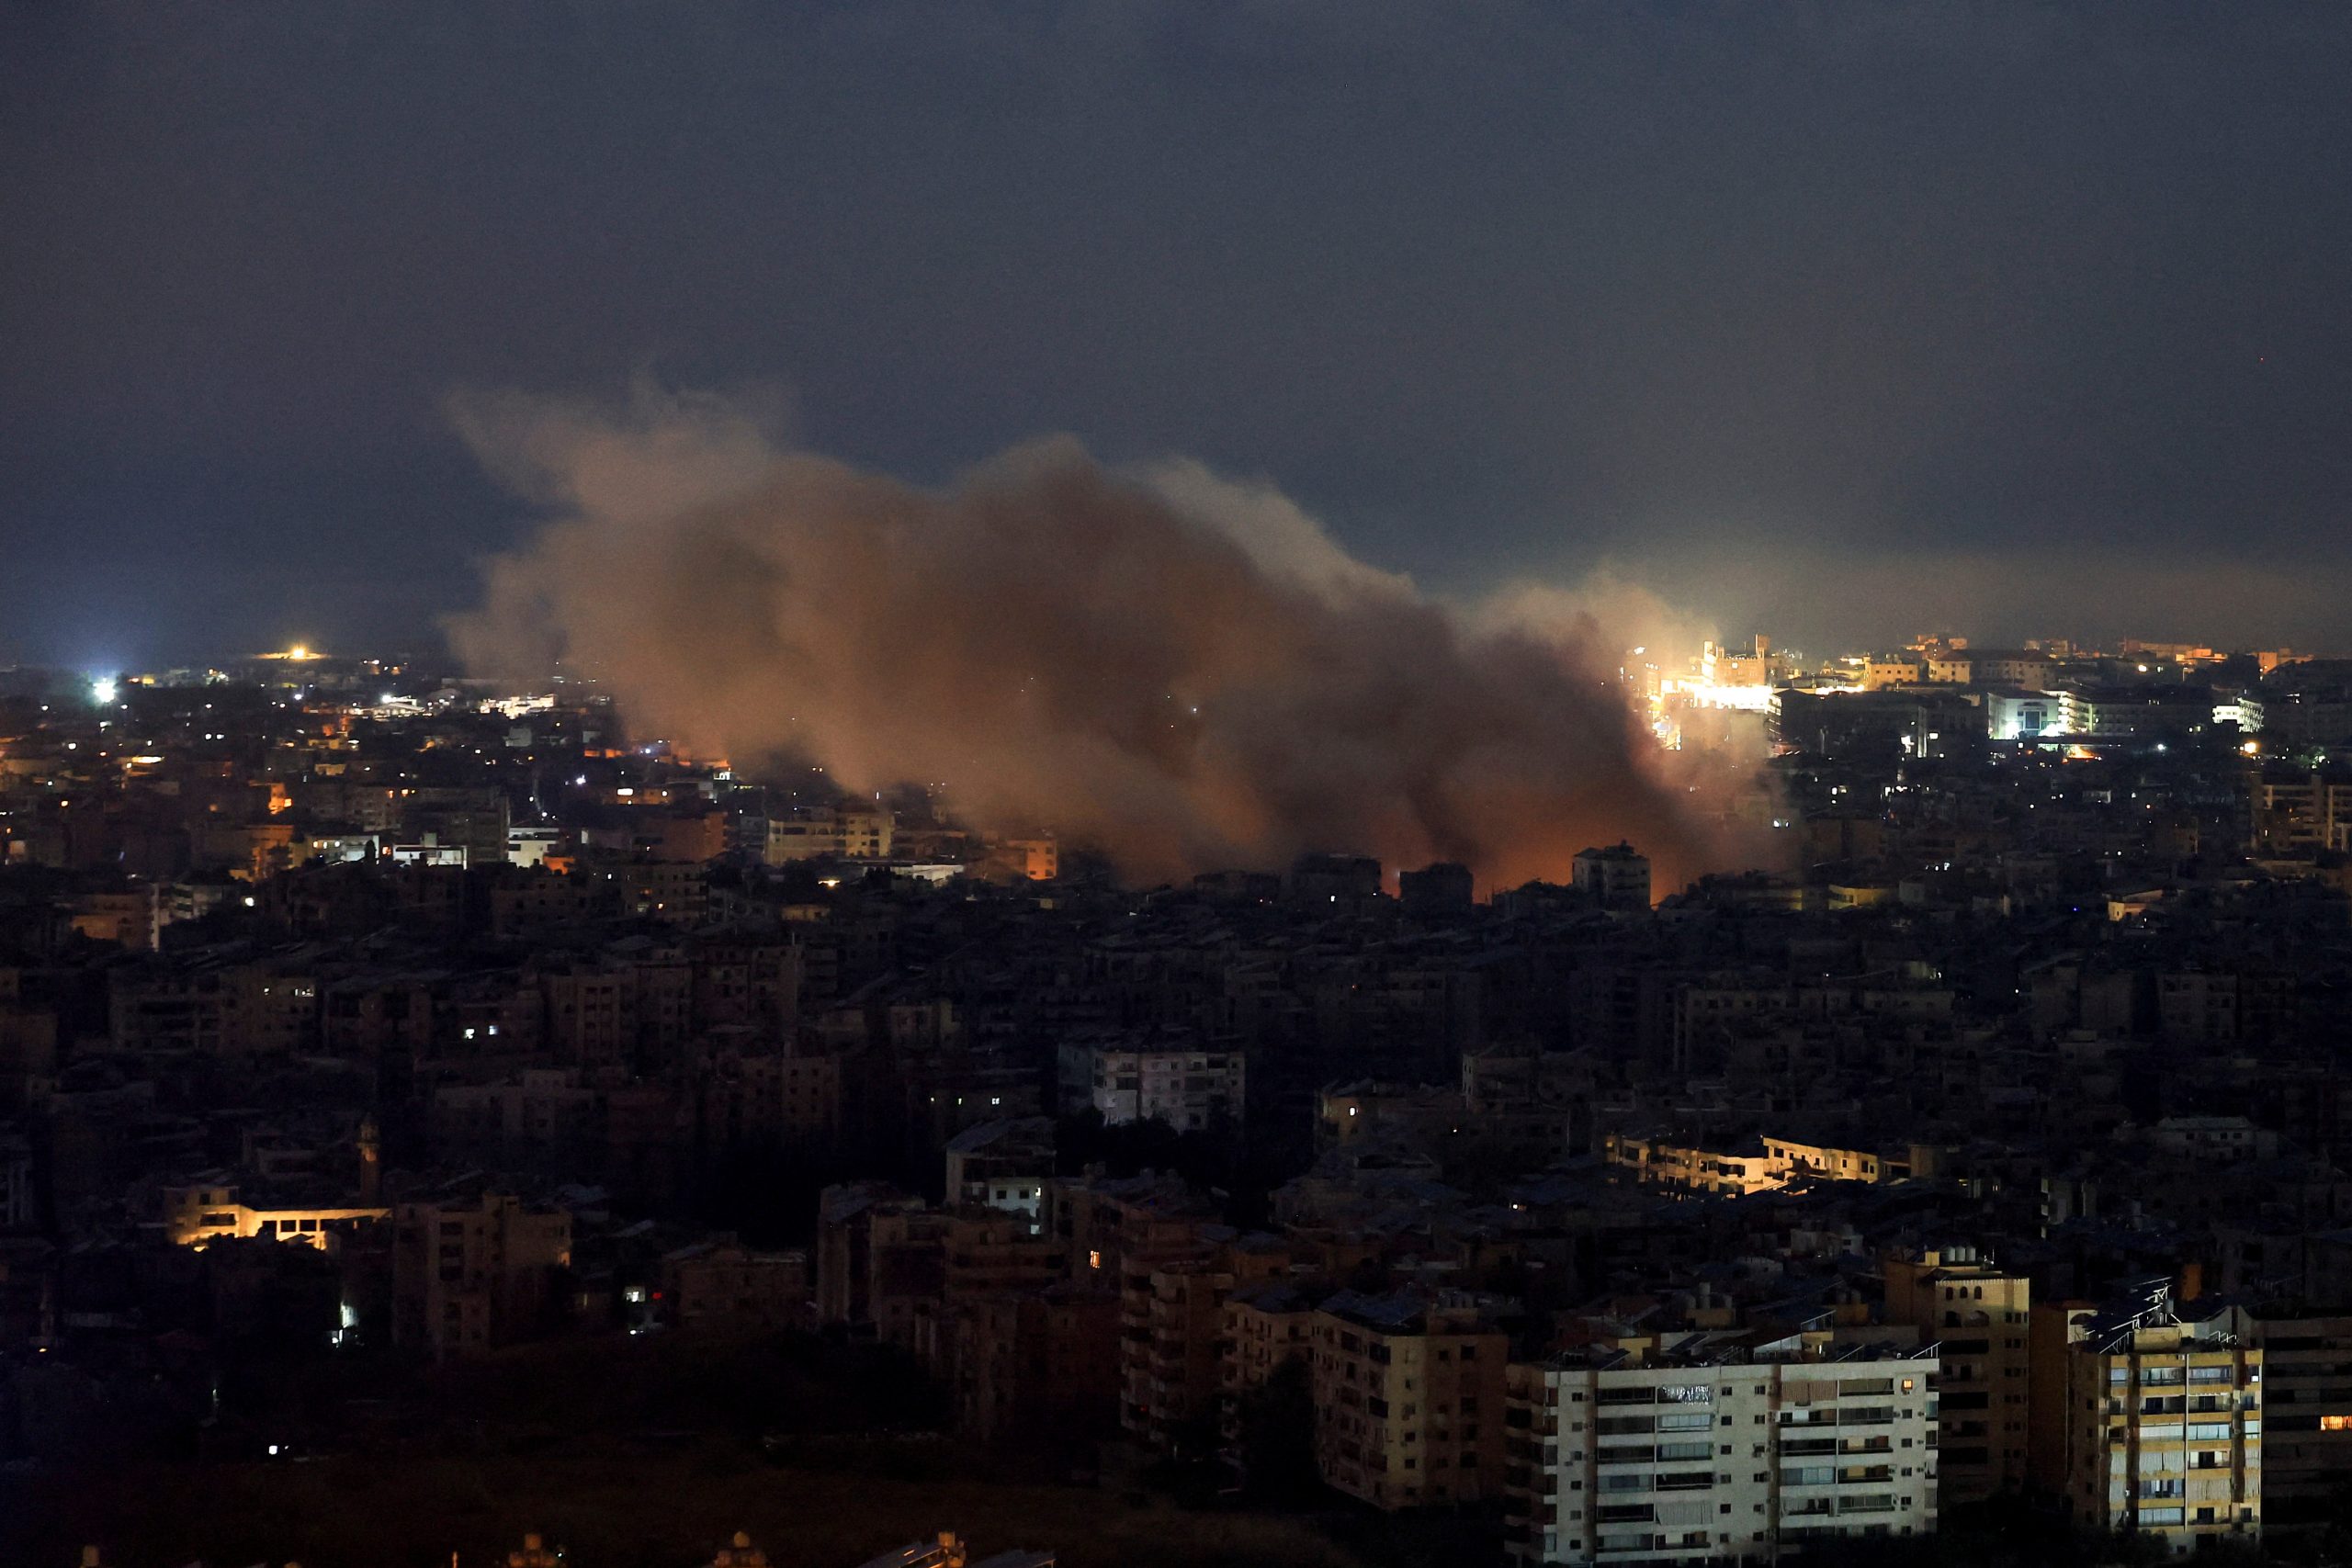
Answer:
[{"xmin": 256, "ymin": 643, "xmax": 322, "ymax": 661}]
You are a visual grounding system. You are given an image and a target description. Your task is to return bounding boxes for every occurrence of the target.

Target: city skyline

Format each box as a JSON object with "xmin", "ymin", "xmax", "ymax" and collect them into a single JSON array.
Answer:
[{"xmin": 14, "ymin": 8, "xmax": 2352, "ymax": 1567}]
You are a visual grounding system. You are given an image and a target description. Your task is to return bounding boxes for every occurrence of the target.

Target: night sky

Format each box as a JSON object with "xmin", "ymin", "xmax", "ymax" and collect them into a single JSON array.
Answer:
[{"xmin": 6, "ymin": 3, "xmax": 2351, "ymax": 670}]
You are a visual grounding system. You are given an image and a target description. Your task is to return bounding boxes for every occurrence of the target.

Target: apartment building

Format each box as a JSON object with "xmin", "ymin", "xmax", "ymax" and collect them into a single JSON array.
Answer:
[
  {"xmin": 1503, "ymin": 1335, "xmax": 1940, "ymax": 1567},
  {"xmin": 1125, "ymin": 1258, "xmax": 1240, "ymax": 1452},
  {"xmin": 763, "ymin": 803, "xmax": 895, "ymax": 863},
  {"xmin": 1882, "ymin": 1245, "xmax": 2031, "ymax": 1503},
  {"xmin": 944, "ymin": 1117, "xmax": 1055, "ymax": 1227},
  {"xmin": 696, "ymin": 1043, "xmax": 847, "ymax": 1152},
  {"xmin": 1572, "ymin": 843, "xmax": 1653, "ymax": 913},
  {"xmin": 1860, "ymin": 659, "xmax": 1925, "ymax": 691},
  {"xmin": 1059, "ymin": 1036, "xmax": 1245, "ymax": 1132},
  {"xmin": 1309, "ymin": 1289, "xmax": 1511, "ymax": 1510},
  {"xmin": 2041, "ymin": 1282, "xmax": 2262, "ymax": 1550},
  {"xmin": 539, "ymin": 965, "xmax": 629, "ymax": 1075},
  {"xmin": 1123, "ymin": 1238, "xmax": 1291, "ymax": 1453},
  {"xmin": 1223, "ymin": 1280, "xmax": 1322, "ymax": 1454},
  {"xmin": 391, "ymin": 1190, "xmax": 573, "ymax": 1359},
  {"xmin": 157, "ymin": 1178, "xmax": 386, "ymax": 1251},
  {"xmin": 1604, "ymin": 1134, "xmax": 1925, "ymax": 1199},
  {"xmin": 1603, "ymin": 1134, "xmax": 1785, "ymax": 1198},
  {"xmin": 658, "ymin": 1238, "xmax": 809, "ymax": 1333},
  {"xmin": 950, "ymin": 1283, "xmax": 1121, "ymax": 1443},
  {"xmin": 2248, "ymin": 769, "xmax": 2352, "ymax": 854},
  {"xmin": 109, "ymin": 961, "xmax": 316, "ymax": 1058},
  {"xmin": 2238, "ymin": 1309, "xmax": 2352, "ymax": 1530}
]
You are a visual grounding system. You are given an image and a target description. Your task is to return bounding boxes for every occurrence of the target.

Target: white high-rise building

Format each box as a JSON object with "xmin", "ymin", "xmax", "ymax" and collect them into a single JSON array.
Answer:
[{"xmin": 1505, "ymin": 1332, "xmax": 1940, "ymax": 1566}]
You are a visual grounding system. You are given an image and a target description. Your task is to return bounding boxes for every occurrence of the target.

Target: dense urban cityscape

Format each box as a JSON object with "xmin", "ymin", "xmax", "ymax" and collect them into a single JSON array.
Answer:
[
  {"xmin": 16, "ymin": 4, "xmax": 2352, "ymax": 1565},
  {"xmin": 3, "ymin": 631, "xmax": 2352, "ymax": 1565}
]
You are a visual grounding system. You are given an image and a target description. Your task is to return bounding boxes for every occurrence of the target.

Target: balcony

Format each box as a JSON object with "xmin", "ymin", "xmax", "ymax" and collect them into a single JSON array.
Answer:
[
  {"xmin": 1837, "ymin": 1495, "xmax": 1899, "ymax": 1515},
  {"xmin": 1593, "ymin": 1534, "xmax": 1667, "ymax": 1557}
]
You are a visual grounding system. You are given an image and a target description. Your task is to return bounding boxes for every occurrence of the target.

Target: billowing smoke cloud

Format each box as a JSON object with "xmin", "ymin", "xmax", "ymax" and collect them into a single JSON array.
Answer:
[{"xmin": 448, "ymin": 389, "xmax": 1737, "ymax": 895}]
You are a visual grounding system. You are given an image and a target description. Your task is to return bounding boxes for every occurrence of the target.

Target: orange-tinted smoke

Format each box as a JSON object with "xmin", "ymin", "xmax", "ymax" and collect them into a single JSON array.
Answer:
[{"xmin": 447, "ymin": 391, "xmax": 1736, "ymax": 896}]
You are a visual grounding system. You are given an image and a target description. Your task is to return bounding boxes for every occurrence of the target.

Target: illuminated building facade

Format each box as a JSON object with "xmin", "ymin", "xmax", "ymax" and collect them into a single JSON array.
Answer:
[
  {"xmin": 1572, "ymin": 843, "xmax": 1651, "ymax": 912},
  {"xmin": 763, "ymin": 803, "xmax": 895, "ymax": 863},
  {"xmin": 159, "ymin": 1179, "xmax": 386, "ymax": 1251},
  {"xmin": 2042, "ymin": 1283, "xmax": 2263, "ymax": 1550},
  {"xmin": 1311, "ymin": 1289, "xmax": 1511, "ymax": 1509},
  {"xmin": 1882, "ymin": 1246, "xmax": 2032, "ymax": 1503},
  {"xmin": 1504, "ymin": 1337, "xmax": 1939, "ymax": 1565}
]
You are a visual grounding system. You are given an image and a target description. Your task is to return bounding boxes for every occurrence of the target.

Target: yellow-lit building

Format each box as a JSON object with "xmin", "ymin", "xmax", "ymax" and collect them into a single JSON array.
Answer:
[
  {"xmin": 2041, "ymin": 1282, "xmax": 2262, "ymax": 1549},
  {"xmin": 1765, "ymin": 1138, "xmax": 1895, "ymax": 1184},
  {"xmin": 1605, "ymin": 1133, "xmax": 1923, "ymax": 1198},
  {"xmin": 1883, "ymin": 1245, "xmax": 2032, "ymax": 1502},
  {"xmin": 1602, "ymin": 1134, "xmax": 1785, "ymax": 1197},
  {"xmin": 1862, "ymin": 659, "xmax": 1925, "ymax": 690},
  {"xmin": 159, "ymin": 1179, "xmax": 386, "ymax": 1251},
  {"xmin": 983, "ymin": 836, "xmax": 1059, "ymax": 881},
  {"xmin": 1310, "ymin": 1288, "xmax": 1510, "ymax": 1509}
]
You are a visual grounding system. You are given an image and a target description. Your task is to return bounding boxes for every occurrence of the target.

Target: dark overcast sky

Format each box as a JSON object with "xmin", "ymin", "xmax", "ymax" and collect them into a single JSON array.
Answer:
[{"xmin": 5, "ymin": 2, "xmax": 2351, "ymax": 669}]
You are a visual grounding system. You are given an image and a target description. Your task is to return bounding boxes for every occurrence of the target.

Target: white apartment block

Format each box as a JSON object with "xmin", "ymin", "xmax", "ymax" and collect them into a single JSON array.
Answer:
[{"xmin": 1506, "ymin": 1337, "xmax": 1940, "ymax": 1567}]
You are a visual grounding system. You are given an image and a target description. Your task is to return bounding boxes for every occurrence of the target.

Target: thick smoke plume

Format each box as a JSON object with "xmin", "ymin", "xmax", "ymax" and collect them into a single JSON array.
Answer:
[{"xmin": 449, "ymin": 389, "xmax": 1732, "ymax": 895}]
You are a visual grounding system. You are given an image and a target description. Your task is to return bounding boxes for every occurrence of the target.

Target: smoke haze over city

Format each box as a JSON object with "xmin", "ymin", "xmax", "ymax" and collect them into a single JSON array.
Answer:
[
  {"xmin": 451, "ymin": 388, "xmax": 1736, "ymax": 890},
  {"xmin": 22, "ymin": 9, "xmax": 2352, "ymax": 1568}
]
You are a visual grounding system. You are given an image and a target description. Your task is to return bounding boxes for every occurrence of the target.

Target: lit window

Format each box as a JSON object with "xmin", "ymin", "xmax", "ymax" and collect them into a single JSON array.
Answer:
[{"xmin": 2322, "ymin": 1416, "xmax": 2352, "ymax": 1432}]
